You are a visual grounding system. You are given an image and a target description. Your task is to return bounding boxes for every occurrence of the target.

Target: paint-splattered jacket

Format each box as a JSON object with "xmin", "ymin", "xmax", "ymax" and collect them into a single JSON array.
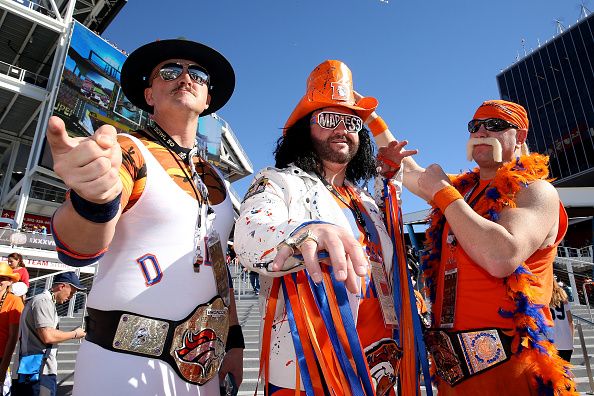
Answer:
[{"xmin": 234, "ymin": 164, "xmax": 401, "ymax": 389}]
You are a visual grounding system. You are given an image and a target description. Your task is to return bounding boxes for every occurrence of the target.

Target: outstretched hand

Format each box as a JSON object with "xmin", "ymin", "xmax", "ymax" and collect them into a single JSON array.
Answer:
[
  {"xmin": 47, "ymin": 116, "xmax": 122, "ymax": 204},
  {"xmin": 377, "ymin": 140, "xmax": 418, "ymax": 176},
  {"xmin": 271, "ymin": 224, "xmax": 369, "ymax": 294}
]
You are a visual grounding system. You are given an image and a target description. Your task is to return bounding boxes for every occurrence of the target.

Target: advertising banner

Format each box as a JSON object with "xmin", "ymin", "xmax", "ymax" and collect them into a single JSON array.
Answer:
[
  {"xmin": 197, "ymin": 113, "xmax": 224, "ymax": 162},
  {"xmin": 39, "ymin": 21, "xmax": 225, "ymax": 169},
  {"xmin": 40, "ymin": 21, "xmax": 145, "ymax": 169},
  {"xmin": 56, "ymin": 21, "xmax": 144, "ymax": 136},
  {"xmin": 0, "ymin": 210, "xmax": 51, "ymax": 231}
]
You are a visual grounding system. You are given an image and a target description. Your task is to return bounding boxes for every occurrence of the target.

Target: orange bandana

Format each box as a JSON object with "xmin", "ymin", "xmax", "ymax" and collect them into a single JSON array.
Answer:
[{"xmin": 473, "ymin": 100, "xmax": 529, "ymax": 130}]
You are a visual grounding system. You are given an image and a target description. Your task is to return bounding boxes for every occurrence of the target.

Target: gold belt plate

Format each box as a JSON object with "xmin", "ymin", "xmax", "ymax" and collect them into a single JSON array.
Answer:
[{"xmin": 169, "ymin": 297, "xmax": 229, "ymax": 385}]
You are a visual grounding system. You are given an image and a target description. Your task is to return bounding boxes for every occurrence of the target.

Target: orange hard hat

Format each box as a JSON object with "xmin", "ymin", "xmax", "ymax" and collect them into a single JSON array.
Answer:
[{"xmin": 284, "ymin": 60, "xmax": 378, "ymax": 131}]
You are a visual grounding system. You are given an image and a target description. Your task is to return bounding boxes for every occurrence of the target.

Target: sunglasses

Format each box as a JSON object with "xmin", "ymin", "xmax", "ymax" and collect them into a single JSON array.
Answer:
[
  {"xmin": 468, "ymin": 118, "xmax": 519, "ymax": 134},
  {"xmin": 152, "ymin": 63, "xmax": 210, "ymax": 86},
  {"xmin": 312, "ymin": 111, "xmax": 363, "ymax": 133}
]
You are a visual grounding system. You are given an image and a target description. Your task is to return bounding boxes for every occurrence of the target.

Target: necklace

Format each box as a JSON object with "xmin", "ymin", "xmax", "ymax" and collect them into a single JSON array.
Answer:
[{"xmin": 316, "ymin": 175, "xmax": 372, "ymax": 238}]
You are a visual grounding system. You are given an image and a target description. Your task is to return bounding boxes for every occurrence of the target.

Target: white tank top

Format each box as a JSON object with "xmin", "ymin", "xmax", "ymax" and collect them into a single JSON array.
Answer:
[{"xmin": 86, "ymin": 134, "xmax": 234, "ymax": 319}]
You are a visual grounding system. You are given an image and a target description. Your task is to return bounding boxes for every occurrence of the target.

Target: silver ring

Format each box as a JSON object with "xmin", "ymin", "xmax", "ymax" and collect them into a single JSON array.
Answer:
[
  {"xmin": 276, "ymin": 241, "xmax": 295, "ymax": 256},
  {"xmin": 294, "ymin": 230, "xmax": 319, "ymax": 250}
]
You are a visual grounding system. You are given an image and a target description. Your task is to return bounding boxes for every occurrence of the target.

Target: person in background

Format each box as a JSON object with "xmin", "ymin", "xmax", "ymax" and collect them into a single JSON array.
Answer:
[
  {"xmin": 16, "ymin": 272, "xmax": 85, "ymax": 396},
  {"xmin": 7, "ymin": 253, "xmax": 29, "ymax": 287},
  {"xmin": 0, "ymin": 262, "xmax": 23, "ymax": 395},
  {"xmin": 558, "ymin": 280, "xmax": 573, "ymax": 303},
  {"xmin": 248, "ymin": 270, "xmax": 260, "ymax": 296},
  {"xmin": 550, "ymin": 279, "xmax": 574, "ymax": 363}
]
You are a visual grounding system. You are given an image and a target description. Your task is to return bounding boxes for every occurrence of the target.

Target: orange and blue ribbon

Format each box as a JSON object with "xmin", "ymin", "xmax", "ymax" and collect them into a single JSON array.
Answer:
[
  {"xmin": 277, "ymin": 267, "xmax": 374, "ymax": 396},
  {"xmin": 383, "ymin": 179, "xmax": 433, "ymax": 396}
]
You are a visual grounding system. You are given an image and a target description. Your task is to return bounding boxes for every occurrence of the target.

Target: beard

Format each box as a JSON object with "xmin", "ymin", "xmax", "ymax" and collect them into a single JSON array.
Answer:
[
  {"xmin": 466, "ymin": 137, "xmax": 503, "ymax": 162},
  {"xmin": 313, "ymin": 134, "xmax": 359, "ymax": 164}
]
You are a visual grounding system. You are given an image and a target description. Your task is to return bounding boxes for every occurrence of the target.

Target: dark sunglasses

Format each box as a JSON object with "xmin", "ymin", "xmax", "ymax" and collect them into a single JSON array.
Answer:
[
  {"xmin": 153, "ymin": 63, "xmax": 210, "ymax": 86},
  {"xmin": 468, "ymin": 118, "xmax": 519, "ymax": 134},
  {"xmin": 312, "ymin": 111, "xmax": 363, "ymax": 133}
]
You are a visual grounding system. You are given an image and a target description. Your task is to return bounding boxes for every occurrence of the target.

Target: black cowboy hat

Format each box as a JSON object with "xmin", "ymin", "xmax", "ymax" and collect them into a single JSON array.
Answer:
[{"xmin": 120, "ymin": 39, "xmax": 235, "ymax": 116}]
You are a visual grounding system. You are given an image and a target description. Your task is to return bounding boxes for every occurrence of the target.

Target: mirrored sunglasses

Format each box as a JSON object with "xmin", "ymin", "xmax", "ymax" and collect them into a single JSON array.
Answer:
[
  {"xmin": 313, "ymin": 111, "xmax": 363, "ymax": 133},
  {"xmin": 468, "ymin": 118, "xmax": 519, "ymax": 134},
  {"xmin": 154, "ymin": 63, "xmax": 210, "ymax": 86}
]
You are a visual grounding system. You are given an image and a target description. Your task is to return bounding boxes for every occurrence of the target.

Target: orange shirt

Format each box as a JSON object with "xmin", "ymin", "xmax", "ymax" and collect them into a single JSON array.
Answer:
[
  {"xmin": 433, "ymin": 191, "xmax": 568, "ymax": 331},
  {"xmin": 0, "ymin": 292, "xmax": 24, "ymax": 355}
]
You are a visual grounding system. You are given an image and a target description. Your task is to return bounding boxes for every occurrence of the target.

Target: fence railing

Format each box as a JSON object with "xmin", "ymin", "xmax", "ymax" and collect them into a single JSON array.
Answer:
[
  {"xmin": 571, "ymin": 314, "xmax": 594, "ymax": 394},
  {"xmin": 11, "ymin": 0, "xmax": 57, "ymax": 19},
  {"xmin": 30, "ymin": 184, "xmax": 66, "ymax": 203},
  {"xmin": 0, "ymin": 59, "xmax": 49, "ymax": 89},
  {"xmin": 558, "ymin": 245, "xmax": 593, "ymax": 259}
]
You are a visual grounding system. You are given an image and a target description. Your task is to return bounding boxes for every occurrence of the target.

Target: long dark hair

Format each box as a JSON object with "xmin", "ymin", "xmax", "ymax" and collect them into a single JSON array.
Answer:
[
  {"xmin": 8, "ymin": 252, "xmax": 25, "ymax": 268},
  {"xmin": 274, "ymin": 112, "xmax": 377, "ymax": 185}
]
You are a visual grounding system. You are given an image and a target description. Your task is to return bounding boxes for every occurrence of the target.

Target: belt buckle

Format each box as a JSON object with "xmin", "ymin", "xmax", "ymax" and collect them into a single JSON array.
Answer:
[
  {"xmin": 169, "ymin": 297, "xmax": 229, "ymax": 385},
  {"xmin": 457, "ymin": 329, "xmax": 507, "ymax": 375},
  {"xmin": 112, "ymin": 314, "xmax": 169, "ymax": 357},
  {"xmin": 425, "ymin": 330, "xmax": 465, "ymax": 386}
]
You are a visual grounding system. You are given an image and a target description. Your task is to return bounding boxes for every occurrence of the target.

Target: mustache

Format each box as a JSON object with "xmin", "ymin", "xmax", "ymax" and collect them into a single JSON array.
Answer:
[
  {"xmin": 171, "ymin": 86, "xmax": 194, "ymax": 95},
  {"xmin": 466, "ymin": 137, "xmax": 503, "ymax": 162}
]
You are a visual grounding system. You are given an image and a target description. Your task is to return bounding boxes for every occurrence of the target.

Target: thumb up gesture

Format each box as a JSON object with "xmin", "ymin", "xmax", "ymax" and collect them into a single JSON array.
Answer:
[{"xmin": 47, "ymin": 116, "xmax": 122, "ymax": 204}]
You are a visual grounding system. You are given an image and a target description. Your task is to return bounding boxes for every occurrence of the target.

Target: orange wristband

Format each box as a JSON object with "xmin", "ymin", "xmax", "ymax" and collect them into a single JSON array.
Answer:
[
  {"xmin": 432, "ymin": 186, "xmax": 463, "ymax": 213},
  {"xmin": 367, "ymin": 117, "xmax": 389, "ymax": 137}
]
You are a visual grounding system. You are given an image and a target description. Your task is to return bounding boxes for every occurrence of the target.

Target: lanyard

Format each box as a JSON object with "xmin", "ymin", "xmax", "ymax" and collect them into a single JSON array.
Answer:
[
  {"xmin": 0, "ymin": 289, "xmax": 8, "ymax": 311},
  {"xmin": 316, "ymin": 175, "xmax": 372, "ymax": 238},
  {"xmin": 146, "ymin": 122, "xmax": 192, "ymax": 161},
  {"xmin": 440, "ymin": 180, "xmax": 491, "ymax": 328},
  {"xmin": 464, "ymin": 180, "xmax": 491, "ymax": 211},
  {"xmin": 144, "ymin": 121, "xmax": 211, "ymax": 272},
  {"xmin": 145, "ymin": 122, "xmax": 210, "ymax": 205}
]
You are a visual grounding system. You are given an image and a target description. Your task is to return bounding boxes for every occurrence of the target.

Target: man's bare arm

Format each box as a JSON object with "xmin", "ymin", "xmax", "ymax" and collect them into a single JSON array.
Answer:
[
  {"xmin": 442, "ymin": 180, "xmax": 559, "ymax": 277},
  {"xmin": 378, "ymin": 141, "xmax": 425, "ymax": 196},
  {"xmin": 48, "ymin": 116, "xmax": 123, "ymax": 254},
  {"xmin": 37, "ymin": 326, "xmax": 86, "ymax": 344}
]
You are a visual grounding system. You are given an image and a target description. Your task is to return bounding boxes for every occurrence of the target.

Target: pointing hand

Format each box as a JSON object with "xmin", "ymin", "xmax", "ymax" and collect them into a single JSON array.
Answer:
[{"xmin": 47, "ymin": 116, "xmax": 122, "ymax": 204}]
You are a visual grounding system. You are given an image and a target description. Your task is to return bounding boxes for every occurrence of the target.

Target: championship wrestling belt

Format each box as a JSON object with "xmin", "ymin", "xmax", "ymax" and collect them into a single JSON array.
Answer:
[
  {"xmin": 85, "ymin": 296, "xmax": 229, "ymax": 385},
  {"xmin": 365, "ymin": 338, "xmax": 402, "ymax": 396},
  {"xmin": 424, "ymin": 328, "xmax": 512, "ymax": 386}
]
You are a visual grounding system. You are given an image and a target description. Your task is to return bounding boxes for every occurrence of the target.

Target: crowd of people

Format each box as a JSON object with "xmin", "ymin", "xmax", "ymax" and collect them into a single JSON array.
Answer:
[{"xmin": 0, "ymin": 36, "xmax": 583, "ymax": 395}]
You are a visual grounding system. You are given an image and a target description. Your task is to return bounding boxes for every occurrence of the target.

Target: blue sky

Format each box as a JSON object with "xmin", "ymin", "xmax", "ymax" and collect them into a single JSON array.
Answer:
[{"xmin": 103, "ymin": 0, "xmax": 589, "ymax": 213}]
